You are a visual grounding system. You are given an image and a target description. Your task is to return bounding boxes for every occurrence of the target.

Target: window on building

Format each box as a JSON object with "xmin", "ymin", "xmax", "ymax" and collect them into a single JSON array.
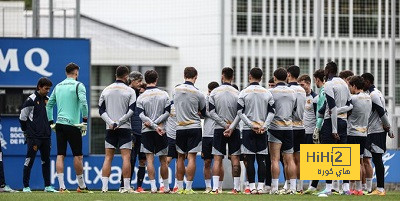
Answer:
[
  {"xmin": 90, "ymin": 117, "xmax": 106, "ymax": 154},
  {"xmin": 277, "ymin": 58, "xmax": 295, "ymax": 68},
  {"xmin": 353, "ymin": 0, "xmax": 378, "ymax": 37},
  {"xmin": 237, "ymin": 0, "xmax": 247, "ymax": 34},
  {"xmin": 339, "ymin": 0, "xmax": 349, "ymax": 37},
  {"xmin": 252, "ymin": 0, "xmax": 262, "ymax": 34},
  {"xmin": 0, "ymin": 88, "xmax": 35, "ymax": 116},
  {"xmin": 299, "ymin": 59, "xmax": 310, "ymax": 75},
  {"xmin": 262, "ymin": 57, "xmax": 267, "ymax": 84},
  {"xmin": 396, "ymin": 60, "xmax": 400, "ymax": 105}
]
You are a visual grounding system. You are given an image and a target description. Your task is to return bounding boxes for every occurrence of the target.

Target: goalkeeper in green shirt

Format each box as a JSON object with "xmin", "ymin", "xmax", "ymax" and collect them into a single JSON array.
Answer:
[{"xmin": 46, "ymin": 63, "xmax": 92, "ymax": 193}]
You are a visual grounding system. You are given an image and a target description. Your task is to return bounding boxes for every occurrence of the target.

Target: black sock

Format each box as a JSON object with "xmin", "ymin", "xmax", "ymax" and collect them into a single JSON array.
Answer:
[
  {"xmin": 23, "ymin": 158, "xmax": 35, "ymax": 188},
  {"xmin": 42, "ymin": 158, "xmax": 51, "ymax": 186},
  {"xmin": 265, "ymin": 154, "xmax": 272, "ymax": 186},
  {"xmin": 0, "ymin": 159, "xmax": 5, "ymax": 187},
  {"xmin": 372, "ymin": 153, "xmax": 384, "ymax": 188},
  {"xmin": 311, "ymin": 180, "xmax": 319, "ymax": 188},
  {"xmin": 246, "ymin": 154, "xmax": 256, "ymax": 183},
  {"xmin": 137, "ymin": 166, "xmax": 146, "ymax": 187},
  {"xmin": 256, "ymin": 155, "xmax": 266, "ymax": 183}
]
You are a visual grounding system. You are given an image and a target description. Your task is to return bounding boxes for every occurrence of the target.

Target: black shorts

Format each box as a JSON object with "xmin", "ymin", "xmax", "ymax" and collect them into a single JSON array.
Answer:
[
  {"xmin": 347, "ymin": 136, "xmax": 366, "ymax": 158},
  {"xmin": 202, "ymin": 137, "xmax": 213, "ymax": 160},
  {"xmin": 132, "ymin": 134, "xmax": 146, "ymax": 161},
  {"xmin": 105, "ymin": 128, "xmax": 132, "ymax": 150},
  {"xmin": 176, "ymin": 128, "xmax": 202, "ymax": 154},
  {"xmin": 242, "ymin": 130, "xmax": 268, "ymax": 155},
  {"xmin": 167, "ymin": 137, "xmax": 178, "ymax": 159},
  {"xmin": 366, "ymin": 132, "xmax": 387, "ymax": 155},
  {"xmin": 293, "ymin": 129, "xmax": 305, "ymax": 153},
  {"xmin": 305, "ymin": 134, "xmax": 314, "ymax": 144},
  {"xmin": 56, "ymin": 124, "xmax": 82, "ymax": 156},
  {"xmin": 212, "ymin": 129, "xmax": 241, "ymax": 156},
  {"xmin": 320, "ymin": 118, "xmax": 347, "ymax": 144},
  {"xmin": 268, "ymin": 129, "xmax": 293, "ymax": 154},
  {"xmin": 141, "ymin": 131, "xmax": 168, "ymax": 156}
]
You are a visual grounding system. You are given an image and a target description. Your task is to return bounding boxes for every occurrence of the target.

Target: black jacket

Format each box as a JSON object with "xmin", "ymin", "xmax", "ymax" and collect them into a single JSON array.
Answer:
[
  {"xmin": 19, "ymin": 91, "xmax": 51, "ymax": 138},
  {"xmin": 131, "ymin": 88, "xmax": 142, "ymax": 135}
]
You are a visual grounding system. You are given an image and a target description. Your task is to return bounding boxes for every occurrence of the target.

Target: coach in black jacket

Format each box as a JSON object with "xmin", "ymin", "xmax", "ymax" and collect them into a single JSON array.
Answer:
[{"xmin": 19, "ymin": 77, "xmax": 58, "ymax": 192}]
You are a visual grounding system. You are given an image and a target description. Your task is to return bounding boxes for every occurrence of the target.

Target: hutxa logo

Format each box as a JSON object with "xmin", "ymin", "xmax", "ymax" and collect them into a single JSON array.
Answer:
[{"xmin": 0, "ymin": 48, "xmax": 53, "ymax": 76}]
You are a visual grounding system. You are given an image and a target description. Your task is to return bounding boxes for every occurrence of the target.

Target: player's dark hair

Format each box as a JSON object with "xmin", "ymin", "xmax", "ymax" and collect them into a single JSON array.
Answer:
[
  {"xmin": 249, "ymin": 67, "xmax": 263, "ymax": 80},
  {"xmin": 297, "ymin": 74, "xmax": 311, "ymax": 83},
  {"xmin": 287, "ymin": 65, "xmax": 300, "ymax": 79},
  {"xmin": 339, "ymin": 70, "xmax": 354, "ymax": 80},
  {"xmin": 268, "ymin": 77, "xmax": 274, "ymax": 84},
  {"xmin": 361, "ymin": 73, "xmax": 374, "ymax": 84},
  {"xmin": 325, "ymin": 61, "xmax": 338, "ymax": 75},
  {"xmin": 313, "ymin": 69, "xmax": 325, "ymax": 82},
  {"xmin": 116, "ymin": 66, "xmax": 130, "ymax": 78},
  {"xmin": 37, "ymin": 77, "xmax": 52, "ymax": 90},
  {"xmin": 222, "ymin": 67, "xmax": 234, "ymax": 80},
  {"xmin": 273, "ymin": 67, "xmax": 287, "ymax": 81},
  {"xmin": 144, "ymin": 70, "xmax": 158, "ymax": 84},
  {"xmin": 184, "ymin": 67, "xmax": 198, "ymax": 79},
  {"xmin": 65, "ymin": 62, "xmax": 80, "ymax": 74},
  {"xmin": 349, "ymin": 76, "xmax": 365, "ymax": 90},
  {"xmin": 208, "ymin": 81, "xmax": 219, "ymax": 91}
]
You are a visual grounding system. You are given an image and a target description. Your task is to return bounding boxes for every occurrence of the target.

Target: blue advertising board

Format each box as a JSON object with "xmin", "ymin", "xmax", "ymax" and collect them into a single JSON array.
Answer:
[
  {"xmin": 2, "ymin": 150, "xmax": 400, "ymax": 190},
  {"xmin": 0, "ymin": 38, "xmax": 90, "ymax": 156}
]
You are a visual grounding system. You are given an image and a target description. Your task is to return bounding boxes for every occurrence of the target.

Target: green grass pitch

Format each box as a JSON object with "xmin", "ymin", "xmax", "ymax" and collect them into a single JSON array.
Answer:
[{"xmin": 1, "ymin": 191, "xmax": 400, "ymax": 201}]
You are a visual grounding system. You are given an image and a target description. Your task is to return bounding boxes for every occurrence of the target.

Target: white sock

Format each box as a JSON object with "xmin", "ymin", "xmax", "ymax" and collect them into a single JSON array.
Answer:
[
  {"xmin": 245, "ymin": 181, "xmax": 249, "ymax": 188},
  {"xmin": 150, "ymin": 179, "xmax": 156, "ymax": 191},
  {"xmin": 290, "ymin": 179, "xmax": 296, "ymax": 191},
  {"xmin": 219, "ymin": 181, "xmax": 223, "ymax": 189},
  {"xmin": 249, "ymin": 183, "xmax": 256, "ymax": 190},
  {"xmin": 308, "ymin": 186, "xmax": 316, "ymax": 191},
  {"xmin": 205, "ymin": 179, "xmax": 211, "ymax": 188},
  {"xmin": 343, "ymin": 183, "xmax": 349, "ymax": 191},
  {"xmin": 283, "ymin": 180, "xmax": 289, "ymax": 190},
  {"xmin": 212, "ymin": 176, "xmax": 219, "ymax": 191},
  {"xmin": 124, "ymin": 178, "xmax": 131, "ymax": 190},
  {"xmin": 101, "ymin": 177, "xmax": 109, "ymax": 191},
  {"xmin": 297, "ymin": 179, "xmax": 303, "ymax": 191},
  {"xmin": 377, "ymin": 187, "xmax": 384, "ymax": 192},
  {"xmin": 257, "ymin": 183, "xmax": 264, "ymax": 190},
  {"xmin": 163, "ymin": 179, "xmax": 169, "ymax": 191},
  {"xmin": 333, "ymin": 180, "xmax": 339, "ymax": 191},
  {"xmin": 186, "ymin": 181, "xmax": 193, "ymax": 190},
  {"xmin": 356, "ymin": 181, "xmax": 362, "ymax": 191},
  {"xmin": 174, "ymin": 178, "xmax": 178, "ymax": 188},
  {"xmin": 366, "ymin": 178, "xmax": 372, "ymax": 192},
  {"xmin": 177, "ymin": 180, "xmax": 184, "ymax": 190},
  {"xmin": 57, "ymin": 173, "xmax": 66, "ymax": 189},
  {"xmin": 272, "ymin": 179, "xmax": 279, "ymax": 191},
  {"xmin": 362, "ymin": 183, "xmax": 366, "ymax": 191},
  {"xmin": 233, "ymin": 177, "xmax": 240, "ymax": 191},
  {"xmin": 326, "ymin": 183, "xmax": 332, "ymax": 192},
  {"xmin": 350, "ymin": 181, "xmax": 355, "ymax": 190},
  {"xmin": 160, "ymin": 179, "xmax": 164, "ymax": 188},
  {"xmin": 77, "ymin": 174, "xmax": 86, "ymax": 189}
]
